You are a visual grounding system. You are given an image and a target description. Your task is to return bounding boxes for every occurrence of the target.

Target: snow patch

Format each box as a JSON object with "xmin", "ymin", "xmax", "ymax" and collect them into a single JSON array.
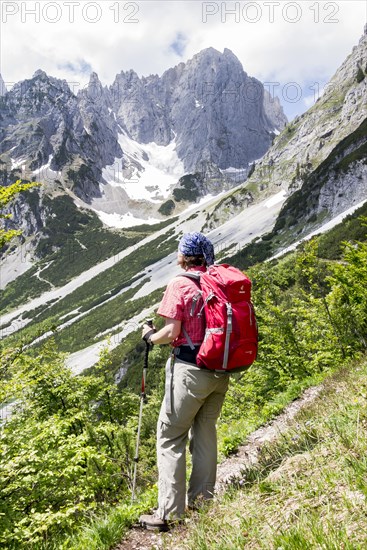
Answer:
[
  {"xmin": 107, "ymin": 108, "xmax": 117, "ymax": 121},
  {"xmin": 75, "ymin": 238, "xmax": 87, "ymax": 250},
  {"xmin": 59, "ymin": 309, "xmax": 81, "ymax": 320},
  {"xmin": 66, "ymin": 304, "xmax": 158, "ymax": 375},
  {"xmin": 265, "ymin": 190, "xmax": 287, "ymax": 208},
  {"xmin": 97, "ymin": 211, "xmax": 161, "ymax": 228},
  {"xmin": 11, "ymin": 158, "xmax": 26, "ymax": 170},
  {"xmin": 222, "ymin": 167, "xmax": 245, "ymax": 173},
  {"xmin": 1, "ymin": 315, "xmax": 32, "ymax": 338},
  {"xmin": 101, "ymin": 133, "xmax": 184, "ymax": 203}
]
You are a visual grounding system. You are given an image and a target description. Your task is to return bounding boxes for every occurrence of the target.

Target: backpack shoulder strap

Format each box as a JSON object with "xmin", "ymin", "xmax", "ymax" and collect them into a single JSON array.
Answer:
[
  {"xmin": 182, "ymin": 326, "xmax": 195, "ymax": 350},
  {"xmin": 177, "ymin": 271, "xmax": 202, "ymax": 283},
  {"xmin": 177, "ymin": 272, "xmax": 203, "ymax": 316},
  {"xmin": 176, "ymin": 272, "xmax": 204, "ymax": 350}
]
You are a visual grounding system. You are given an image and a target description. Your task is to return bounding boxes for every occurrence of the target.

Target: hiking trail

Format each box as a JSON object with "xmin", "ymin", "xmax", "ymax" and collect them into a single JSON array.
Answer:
[{"xmin": 115, "ymin": 384, "xmax": 323, "ymax": 550}]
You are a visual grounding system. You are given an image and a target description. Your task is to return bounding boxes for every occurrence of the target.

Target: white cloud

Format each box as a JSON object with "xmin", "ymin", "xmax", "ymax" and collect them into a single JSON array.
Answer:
[{"xmin": 1, "ymin": 1, "xmax": 366, "ymax": 118}]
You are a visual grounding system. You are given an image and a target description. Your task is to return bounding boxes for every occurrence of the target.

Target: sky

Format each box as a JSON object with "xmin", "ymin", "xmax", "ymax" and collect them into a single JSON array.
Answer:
[{"xmin": 0, "ymin": 0, "xmax": 366, "ymax": 120}]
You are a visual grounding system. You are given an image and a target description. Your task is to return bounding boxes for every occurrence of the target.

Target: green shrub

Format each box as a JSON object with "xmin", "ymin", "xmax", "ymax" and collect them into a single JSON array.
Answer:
[
  {"xmin": 172, "ymin": 173, "xmax": 202, "ymax": 202},
  {"xmin": 158, "ymin": 199, "xmax": 175, "ymax": 216},
  {"xmin": 0, "ymin": 343, "xmax": 139, "ymax": 547}
]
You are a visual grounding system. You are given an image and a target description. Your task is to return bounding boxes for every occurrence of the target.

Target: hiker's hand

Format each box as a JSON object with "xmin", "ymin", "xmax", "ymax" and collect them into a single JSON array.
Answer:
[
  {"xmin": 142, "ymin": 324, "xmax": 156, "ymax": 348},
  {"xmin": 142, "ymin": 323, "xmax": 156, "ymax": 339}
]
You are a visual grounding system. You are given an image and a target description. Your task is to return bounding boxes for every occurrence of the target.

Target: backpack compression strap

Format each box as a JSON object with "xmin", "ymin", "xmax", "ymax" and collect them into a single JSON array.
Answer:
[{"xmin": 222, "ymin": 303, "xmax": 233, "ymax": 370}]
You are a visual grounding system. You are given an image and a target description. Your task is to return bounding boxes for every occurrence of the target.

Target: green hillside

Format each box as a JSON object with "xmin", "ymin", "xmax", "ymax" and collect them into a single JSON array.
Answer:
[
  {"xmin": 1, "ymin": 218, "xmax": 366, "ymax": 548},
  {"xmin": 0, "ymin": 191, "xmax": 177, "ymax": 314}
]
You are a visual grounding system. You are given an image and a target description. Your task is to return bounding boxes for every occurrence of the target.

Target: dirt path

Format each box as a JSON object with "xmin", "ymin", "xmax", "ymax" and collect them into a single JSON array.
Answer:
[{"xmin": 116, "ymin": 384, "xmax": 323, "ymax": 550}]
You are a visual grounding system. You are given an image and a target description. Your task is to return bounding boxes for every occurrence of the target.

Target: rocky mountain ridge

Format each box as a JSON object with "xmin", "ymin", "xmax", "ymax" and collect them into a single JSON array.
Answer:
[
  {"xmin": 0, "ymin": 47, "xmax": 287, "ymax": 231},
  {"xmin": 260, "ymin": 29, "xmax": 366, "ymax": 193},
  {"xmin": 205, "ymin": 27, "xmax": 367, "ymax": 232},
  {"xmin": 110, "ymin": 47, "xmax": 285, "ymax": 171},
  {"xmin": 272, "ymin": 118, "xmax": 367, "ymax": 237}
]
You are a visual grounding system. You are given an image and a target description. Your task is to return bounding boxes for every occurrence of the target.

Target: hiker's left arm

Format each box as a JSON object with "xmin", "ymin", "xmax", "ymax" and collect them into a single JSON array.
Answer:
[{"xmin": 142, "ymin": 318, "xmax": 181, "ymax": 345}]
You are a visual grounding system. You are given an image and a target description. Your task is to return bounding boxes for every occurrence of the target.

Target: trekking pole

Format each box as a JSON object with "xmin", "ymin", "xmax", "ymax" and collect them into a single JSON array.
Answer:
[{"xmin": 132, "ymin": 319, "xmax": 153, "ymax": 503}]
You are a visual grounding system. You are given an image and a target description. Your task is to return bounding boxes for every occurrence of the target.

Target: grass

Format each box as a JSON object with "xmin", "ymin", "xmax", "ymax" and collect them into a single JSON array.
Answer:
[
  {"xmin": 167, "ymin": 355, "xmax": 367, "ymax": 549},
  {"xmin": 35, "ymin": 488, "xmax": 158, "ymax": 550}
]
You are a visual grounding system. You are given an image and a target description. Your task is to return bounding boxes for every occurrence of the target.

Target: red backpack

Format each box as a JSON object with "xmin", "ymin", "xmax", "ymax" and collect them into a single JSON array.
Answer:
[{"xmin": 181, "ymin": 264, "xmax": 258, "ymax": 373}]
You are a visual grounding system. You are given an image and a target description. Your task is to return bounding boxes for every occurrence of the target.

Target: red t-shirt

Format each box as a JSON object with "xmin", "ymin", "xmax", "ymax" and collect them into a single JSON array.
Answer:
[{"xmin": 157, "ymin": 266, "xmax": 206, "ymax": 347}]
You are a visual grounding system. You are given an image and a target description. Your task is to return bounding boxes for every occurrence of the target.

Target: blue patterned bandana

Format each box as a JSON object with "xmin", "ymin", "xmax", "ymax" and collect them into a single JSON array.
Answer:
[{"xmin": 178, "ymin": 232, "xmax": 215, "ymax": 266}]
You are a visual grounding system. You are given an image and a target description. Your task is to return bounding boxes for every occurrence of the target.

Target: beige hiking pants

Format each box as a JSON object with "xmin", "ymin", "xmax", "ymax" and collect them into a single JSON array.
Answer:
[{"xmin": 157, "ymin": 358, "xmax": 229, "ymax": 520}]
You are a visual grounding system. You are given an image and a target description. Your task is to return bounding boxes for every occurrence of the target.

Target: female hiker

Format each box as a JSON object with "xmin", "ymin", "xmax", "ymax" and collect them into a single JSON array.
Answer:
[{"xmin": 139, "ymin": 232, "xmax": 230, "ymax": 531}]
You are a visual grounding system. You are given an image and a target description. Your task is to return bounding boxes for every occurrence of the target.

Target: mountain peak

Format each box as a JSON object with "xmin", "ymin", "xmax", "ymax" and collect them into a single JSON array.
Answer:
[
  {"xmin": 193, "ymin": 46, "xmax": 237, "ymax": 61},
  {"xmin": 188, "ymin": 46, "xmax": 244, "ymax": 74},
  {"xmin": 86, "ymin": 72, "xmax": 104, "ymax": 98},
  {"xmin": 197, "ymin": 46, "xmax": 221, "ymax": 55},
  {"xmin": 33, "ymin": 69, "xmax": 48, "ymax": 79},
  {"xmin": 89, "ymin": 72, "xmax": 101, "ymax": 83}
]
